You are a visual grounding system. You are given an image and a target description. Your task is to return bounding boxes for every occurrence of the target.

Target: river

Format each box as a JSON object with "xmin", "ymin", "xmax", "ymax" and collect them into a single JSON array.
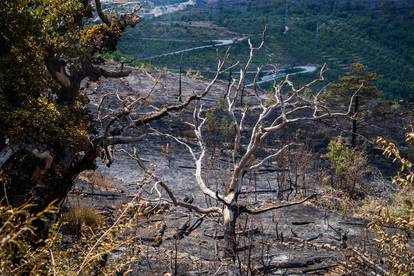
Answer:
[{"xmin": 103, "ymin": 1, "xmax": 317, "ymax": 82}]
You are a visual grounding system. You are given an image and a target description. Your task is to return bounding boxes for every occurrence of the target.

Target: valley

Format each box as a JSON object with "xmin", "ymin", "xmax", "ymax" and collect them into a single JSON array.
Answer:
[
  {"xmin": 1, "ymin": 1, "xmax": 413, "ymax": 275},
  {"xmin": 106, "ymin": 0, "xmax": 414, "ymax": 98}
]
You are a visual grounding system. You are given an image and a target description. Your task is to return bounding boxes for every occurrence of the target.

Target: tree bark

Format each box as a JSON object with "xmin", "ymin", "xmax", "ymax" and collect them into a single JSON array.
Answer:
[
  {"xmin": 1, "ymin": 146, "xmax": 97, "ymax": 211},
  {"xmin": 44, "ymin": 55, "xmax": 81, "ymax": 105},
  {"xmin": 223, "ymin": 206, "xmax": 238, "ymax": 260}
]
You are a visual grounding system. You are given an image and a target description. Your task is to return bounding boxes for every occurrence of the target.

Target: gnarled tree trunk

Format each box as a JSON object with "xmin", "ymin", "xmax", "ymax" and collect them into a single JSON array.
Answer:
[
  {"xmin": 223, "ymin": 206, "xmax": 238, "ymax": 259},
  {"xmin": 0, "ymin": 145, "xmax": 97, "ymax": 212}
]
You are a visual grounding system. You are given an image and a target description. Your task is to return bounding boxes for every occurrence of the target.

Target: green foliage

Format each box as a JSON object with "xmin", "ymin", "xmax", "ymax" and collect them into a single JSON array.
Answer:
[
  {"xmin": 325, "ymin": 63, "xmax": 382, "ymax": 103},
  {"xmin": 323, "ymin": 137, "xmax": 369, "ymax": 197},
  {"xmin": 220, "ymin": 117, "xmax": 235, "ymax": 139},
  {"xmin": 0, "ymin": 0, "xmax": 133, "ymax": 148},
  {"xmin": 205, "ymin": 110, "xmax": 217, "ymax": 133},
  {"xmin": 324, "ymin": 137, "xmax": 362, "ymax": 175},
  {"xmin": 116, "ymin": 1, "xmax": 414, "ymax": 98},
  {"xmin": 0, "ymin": 0, "xmax": 139, "ymax": 208},
  {"xmin": 2, "ymin": 96, "xmax": 89, "ymax": 147},
  {"xmin": 0, "ymin": 0, "xmax": 93, "ymax": 147},
  {"xmin": 324, "ymin": 63, "xmax": 386, "ymax": 144}
]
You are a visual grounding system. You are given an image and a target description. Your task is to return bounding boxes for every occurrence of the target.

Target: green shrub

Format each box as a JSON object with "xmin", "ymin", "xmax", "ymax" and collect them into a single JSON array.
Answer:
[
  {"xmin": 180, "ymin": 129, "xmax": 197, "ymax": 139},
  {"xmin": 205, "ymin": 111, "xmax": 217, "ymax": 133},
  {"xmin": 323, "ymin": 137, "xmax": 369, "ymax": 197},
  {"xmin": 220, "ymin": 117, "xmax": 235, "ymax": 139}
]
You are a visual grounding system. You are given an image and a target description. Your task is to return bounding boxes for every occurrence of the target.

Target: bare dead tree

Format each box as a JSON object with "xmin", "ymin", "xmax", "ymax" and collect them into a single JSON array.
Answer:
[
  {"xmin": 91, "ymin": 26, "xmax": 361, "ymax": 260},
  {"xmin": 146, "ymin": 33, "xmax": 360, "ymax": 259}
]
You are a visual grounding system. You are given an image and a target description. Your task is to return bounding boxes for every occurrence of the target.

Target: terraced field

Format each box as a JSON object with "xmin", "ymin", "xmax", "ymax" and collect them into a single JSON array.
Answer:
[{"xmin": 109, "ymin": 0, "xmax": 414, "ymax": 98}]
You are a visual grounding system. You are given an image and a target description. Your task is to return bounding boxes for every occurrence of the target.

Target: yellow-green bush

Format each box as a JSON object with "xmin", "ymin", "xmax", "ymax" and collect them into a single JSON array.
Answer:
[
  {"xmin": 0, "ymin": 202, "xmax": 143, "ymax": 275},
  {"xmin": 370, "ymin": 132, "xmax": 414, "ymax": 275}
]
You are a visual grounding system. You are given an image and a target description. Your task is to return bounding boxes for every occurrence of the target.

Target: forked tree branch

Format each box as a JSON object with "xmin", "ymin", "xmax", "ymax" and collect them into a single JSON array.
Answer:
[
  {"xmin": 157, "ymin": 181, "xmax": 222, "ymax": 215},
  {"xmin": 150, "ymin": 109, "xmax": 224, "ymax": 202},
  {"xmin": 120, "ymin": 147, "xmax": 222, "ymax": 215}
]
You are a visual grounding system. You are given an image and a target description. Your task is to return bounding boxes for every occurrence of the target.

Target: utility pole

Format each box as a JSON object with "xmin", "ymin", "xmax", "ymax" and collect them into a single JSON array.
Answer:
[
  {"xmin": 224, "ymin": 69, "xmax": 233, "ymax": 100},
  {"xmin": 284, "ymin": 0, "xmax": 288, "ymax": 25},
  {"xmin": 178, "ymin": 55, "xmax": 183, "ymax": 103},
  {"xmin": 178, "ymin": 66, "xmax": 182, "ymax": 102},
  {"xmin": 316, "ymin": 22, "xmax": 320, "ymax": 43},
  {"xmin": 282, "ymin": 0, "xmax": 289, "ymax": 35}
]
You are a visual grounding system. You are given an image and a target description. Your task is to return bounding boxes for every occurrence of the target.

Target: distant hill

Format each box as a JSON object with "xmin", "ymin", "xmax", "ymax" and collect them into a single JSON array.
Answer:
[{"xmin": 112, "ymin": 0, "xmax": 414, "ymax": 98}]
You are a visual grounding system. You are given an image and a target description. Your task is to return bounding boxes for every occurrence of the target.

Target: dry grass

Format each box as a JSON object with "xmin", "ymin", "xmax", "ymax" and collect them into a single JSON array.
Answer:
[
  {"xmin": 180, "ymin": 129, "xmax": 197, "ymax": 139},
  {"xmin": 64, "ymin": 206, "xmax": 104, "ymax": 235},
  {"xmin": 78, "ymin": 170, "xmax": 118, "ymax": 192},
  {"xmin": 0, "ymin": 201, "xmax": 143, "ymax": 275}
]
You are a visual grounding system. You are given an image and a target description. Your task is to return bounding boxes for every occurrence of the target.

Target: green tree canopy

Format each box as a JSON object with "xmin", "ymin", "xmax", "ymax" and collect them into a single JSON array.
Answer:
[
  {"xmin": 0, "ymin": 0, "xmax": 138, "ymax": 209},
  {"xmin": 324, "ymin": 63, "xmax": 383, "ymax": 146}
]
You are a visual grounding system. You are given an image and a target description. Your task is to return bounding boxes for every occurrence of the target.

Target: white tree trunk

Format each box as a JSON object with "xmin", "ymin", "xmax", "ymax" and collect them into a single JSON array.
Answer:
[{"xmin": 223, "ymin": 206, "xmax": 238, "ymax": 259}]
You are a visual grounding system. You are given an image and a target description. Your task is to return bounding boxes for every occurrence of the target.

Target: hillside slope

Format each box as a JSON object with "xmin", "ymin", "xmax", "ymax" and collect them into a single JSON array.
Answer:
[{"xmin": 112, "ymin": 0, "xmax": 414, "ymax": 98}]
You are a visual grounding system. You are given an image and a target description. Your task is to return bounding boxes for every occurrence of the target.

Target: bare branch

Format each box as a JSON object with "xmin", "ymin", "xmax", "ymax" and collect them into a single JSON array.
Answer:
[
  {"xmin": 157, "ymin": 181, "xmax": 222, "ymax": 215},
  {"xmin": 151, "ymin": 115, "xmax": 223, "ymax": 201},
  {"xmin": 248, "ymin": 143, "xmax": 301, "ymax": 171},
  {"xmin": 103, "ymin": 135, "xmax": 147, "ymax": 145},
  {"xmin": 133, "ymin": 51, "xmax": 230, "ymax": 126},
  {"xmin": 94, "ymin": 0, "xmax": 111, "ymax": 25},
  {"xmin": 241, "ymin": 194, "xmax": 317, "ymax": 215}
]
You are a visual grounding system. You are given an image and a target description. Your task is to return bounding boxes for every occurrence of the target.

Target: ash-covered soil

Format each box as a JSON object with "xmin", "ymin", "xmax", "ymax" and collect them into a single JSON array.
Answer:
[{"xmin": 68, "ymin": 64, "xmax": 388, "ymax": 275}]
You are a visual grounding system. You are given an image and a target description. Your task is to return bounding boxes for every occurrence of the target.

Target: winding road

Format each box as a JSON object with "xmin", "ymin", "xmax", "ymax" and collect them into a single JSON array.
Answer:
[{"xmin": 138, "ymin": 37, "xmax": 248, "ymax": 61}]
